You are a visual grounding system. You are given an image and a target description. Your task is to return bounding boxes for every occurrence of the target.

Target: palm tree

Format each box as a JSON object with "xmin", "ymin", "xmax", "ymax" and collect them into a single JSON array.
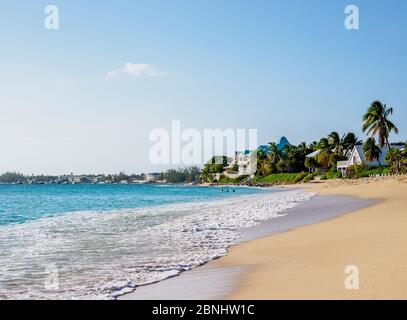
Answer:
[
  {"xmin": 304, "ymin": 157, "xmax": 317, "ymax": 173},
  {"xmin": 309, "ymin": 141, "xmax": 319, "ymax": 151},
  {"xmin": 362, "ymin": 101, "xmax": 399, "ymax": 149},
  {"xmin": 268, "ymin": 142, "xmax": 280, "ymax": 166},
  {"xmin": 256, "ymin": 150, "xmax": 271, "ymax": 176},
  {"xmin": 342, "ymin": 132, "xmax": 361, "ymax": 154},
  {"xmin": 276, "ymin": 159, "xmax": 286, "ymax": 173},
  {"xmin": 385, "ymin": 148, "xmax": 403, "ymax": 172},
  {"xmin": 297, "ymin": 142, "xmax": 308, "ymax": 153},
  {"xmin": 363, "ymin": 137, "xmax": 382, "ymax": 166},
  {"xmin": 284, "ymin": 145, "xmax": 300, "ymax": 172},
  {"xmin": 316, "ymin": 138, "xmax": 333, "ymax": 168},
  {"xmin": 327, "ymin": 132, "xmax": 342, "ymax": 153}
]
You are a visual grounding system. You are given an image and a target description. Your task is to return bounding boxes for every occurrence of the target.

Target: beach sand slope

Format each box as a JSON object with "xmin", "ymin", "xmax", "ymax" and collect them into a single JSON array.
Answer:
[{"xmin": 222, "ymin": 177, "xmax": 407, "ymax": 299}]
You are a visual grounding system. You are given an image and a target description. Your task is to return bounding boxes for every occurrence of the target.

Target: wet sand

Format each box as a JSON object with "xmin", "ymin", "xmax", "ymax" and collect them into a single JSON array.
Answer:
[{"xmin": 120, "ymin": 193, "xmax": 374, "ymax": 300}]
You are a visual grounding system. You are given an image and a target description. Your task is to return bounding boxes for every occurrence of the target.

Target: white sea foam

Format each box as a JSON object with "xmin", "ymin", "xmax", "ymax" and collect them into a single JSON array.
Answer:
[{"xmin": 0, "ymin": 189, "xmax": 314, "ymax": 299}]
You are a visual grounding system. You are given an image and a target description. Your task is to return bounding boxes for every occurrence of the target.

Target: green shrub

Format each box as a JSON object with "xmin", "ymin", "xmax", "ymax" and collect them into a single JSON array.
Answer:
[
  {"xmin": 354, "ymin": 166, "xmax": 389, "ymax": 178},
  {"xmin": 302, "ymin": 173, "xmax": 316, "ymax": 183},
  {"xmin": 293, "ymin": 172, "xmax": 308, "ymax": 183},
  {"xmin": 345, "ymin": 163, "xmax": 390, "ymax": 178},
  {"xmin": 217, "ymin": 175, "xmax": 230, "ymax": 184},
  {"xmin": 218, "ymin": 175, "xmax": 249, "ymax": 184},
  {"xmin": 321, "ymin": 169, "xmax": 342, "ymax": 180},
  {"xmin": 256, "ymin": 173, "xmax": 305, "ymax": 185}
]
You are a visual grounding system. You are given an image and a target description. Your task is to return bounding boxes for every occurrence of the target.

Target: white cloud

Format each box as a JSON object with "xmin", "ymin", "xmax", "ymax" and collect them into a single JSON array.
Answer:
[
  {"xmin": 57, "ymin": 77, "xmax": 65, "ymax": 84},
  {"xmin": 105, "ymin": 63, "xmax": 166, "ymax": 80}
]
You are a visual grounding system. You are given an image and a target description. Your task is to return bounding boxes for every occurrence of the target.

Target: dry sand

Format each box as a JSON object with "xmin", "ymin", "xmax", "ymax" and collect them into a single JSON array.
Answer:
[{"xmin": 220, "ymin": 176, "xmax": 407, "ymax": 299}]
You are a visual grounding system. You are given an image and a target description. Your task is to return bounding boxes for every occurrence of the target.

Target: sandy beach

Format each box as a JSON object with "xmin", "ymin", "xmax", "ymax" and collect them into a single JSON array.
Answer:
[
  {"xmin": 121, "ymin": 176, "xmax": 407, "ymax": 300},
  {"xmin": 120, "ymin": 183, "xmax": 378, "ymax": 300},
  {"xmin": 220, "ymin": 176, "xmax": 407, "ymax": 299}
]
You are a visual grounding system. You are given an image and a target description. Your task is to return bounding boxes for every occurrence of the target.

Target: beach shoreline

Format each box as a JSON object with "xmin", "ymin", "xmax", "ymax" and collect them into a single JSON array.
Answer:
[
  {"xmin": 119, "ymin": 187, "xmax": 375, "ymax": 300},
  {"xmin": 223, "ymin": 176, "xmax": 407, "ymax": 299}
]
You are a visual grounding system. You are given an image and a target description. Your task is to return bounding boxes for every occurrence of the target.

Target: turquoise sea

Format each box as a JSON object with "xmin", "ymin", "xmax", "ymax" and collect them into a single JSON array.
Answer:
[
  {"xmin": 0, "ymin": 184, "xmax": 268, "ymax": 226},
  {"xmin": 0, "ymin": 184, "xmax": 312, "ymax": 299}
]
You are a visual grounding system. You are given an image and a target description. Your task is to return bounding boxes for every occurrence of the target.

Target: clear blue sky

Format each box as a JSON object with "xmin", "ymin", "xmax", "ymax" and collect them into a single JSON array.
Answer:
[{"xmin": 0, "ymin": 0, "xmax": 406, "ymax": 174}]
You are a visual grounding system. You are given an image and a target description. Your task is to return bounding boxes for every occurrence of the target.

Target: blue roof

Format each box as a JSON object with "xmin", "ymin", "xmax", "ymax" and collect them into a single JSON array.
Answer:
[
  {"xmin": 277, "ymin": 136, "xmax": 291, "ymax": 151},
  {"xmin": 237, "ymin": 139, "xmax": 291, "ymax": 155}
]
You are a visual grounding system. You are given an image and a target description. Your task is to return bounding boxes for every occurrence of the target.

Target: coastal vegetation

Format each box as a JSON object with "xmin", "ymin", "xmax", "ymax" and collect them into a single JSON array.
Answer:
[
  {"xmin": 1, "ymin": 101, "xmax": 405, "ymax": 186},
  {"xmin": 0, "ymin": 167, "xmax": 201, "ymax": 185},
  {"xmin": 0, "ymin": 172, "xmax": 28, "ymax": 184},
  {"xmin": 345, "ymin": 163, "xmax": 391, "ymax": 179},
  {"xmin": 163, "ymin": 166, "xmax": 200, "ymax": 183},
  {"xmin": 201, "ymin": 100, "xmax": 406, "ymax": 185},
  {"xmin": 386, "ymin": 147, "xmax": 406, "ymax": 173},
  {"xmin": 362, "ymin": 101, "xmax": 399, "ymax": 149},
  {"xmin": 255, "ymin": 172, "xmax": 308, "ymax": 184},
  {"xmin": 0, "ymin": 172, "xmax": 146, "ymax": 184},
  {"xmin": 200, "ymin": 156, "xmax": 229, "ymax": 183}
]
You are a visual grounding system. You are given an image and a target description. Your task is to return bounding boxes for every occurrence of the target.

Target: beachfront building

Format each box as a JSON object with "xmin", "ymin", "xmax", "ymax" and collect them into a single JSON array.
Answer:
[
  {"xmin": 222, "ymin": 150, "xmax": 257, "ymax": 178},
  {"xmin": 145, "ymin": 172, "xmax": 162, "ymax": 182},
  {"xmin": 223, "ymin": 137, "xmax": 293, "ymax": 178},
  {"xmin": 57, "ymin": 174, "xmax": 92, "ymax": 184},
  {"xmin": 236, "ymin": 150, "xmax": 258, "ymax": 177},
  {"xmin": 337, "ymin": 144, "xmax": 404, "ymax": 176}
]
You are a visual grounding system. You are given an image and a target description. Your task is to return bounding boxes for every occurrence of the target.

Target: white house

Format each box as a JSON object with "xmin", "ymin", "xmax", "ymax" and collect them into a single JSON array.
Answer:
[
  {"xmin": 236, "ymin": 150, "xmax": 258, "ymax": 177},
  {"xmin": 337, "ymin": 144, "xmax": 404, "ymax": 175},
  {"xmin": 145, "ymin": 172, "xmax": 162, "ymax": 182},
  {"xmin": 221, "ymin": 151, "xmax": 257, "ymax": 178},
  {"xmin": 58, "ymin": 174, "xmax": 92, "ymax": 184}
]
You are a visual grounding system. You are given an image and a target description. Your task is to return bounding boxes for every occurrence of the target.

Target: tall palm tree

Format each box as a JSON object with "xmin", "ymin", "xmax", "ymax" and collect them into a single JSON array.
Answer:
[
  {"xmin": 342, "ymin": 132, "xmax": 361, "ymax": 155},
  {"xmin": 362, "ymin": 101, "xmax": 398, "ymax": 149},
  {"xmin": 316, "ymin": 138, "xmax": 333, "ymax": 168},
  {"xmin": 363, "ymin": 137, "xmax": 382, "ymax": 166}
]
